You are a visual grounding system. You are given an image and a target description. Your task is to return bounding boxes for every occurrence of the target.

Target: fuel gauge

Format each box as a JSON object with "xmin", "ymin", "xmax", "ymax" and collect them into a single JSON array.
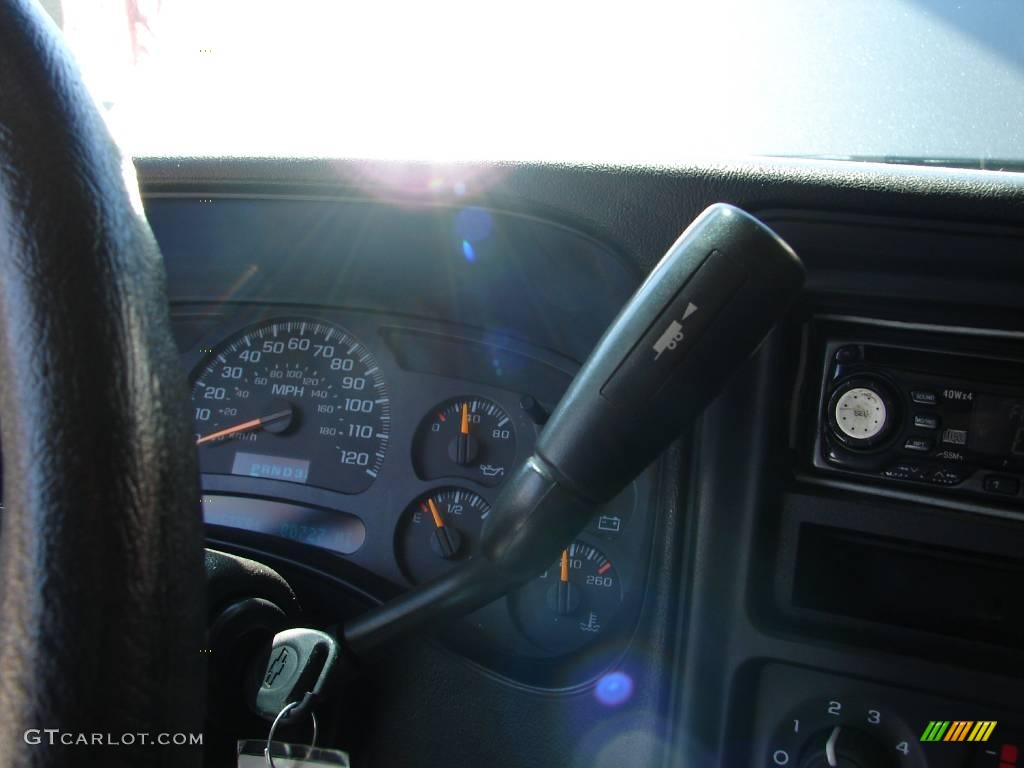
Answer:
[
  {"xmin": 396, "ymin": 487, "xmax": 491, "ymax": 584},
  {"xmin": 412, "ymin": 397, "xmax": 517, "ymax": 486}
]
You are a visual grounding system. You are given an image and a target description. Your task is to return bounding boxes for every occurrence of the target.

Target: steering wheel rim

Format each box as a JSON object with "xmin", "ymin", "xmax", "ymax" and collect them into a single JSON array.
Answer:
[{"xmin": 0, "ymin": 2, "xmax": 205, "ymax": 766}]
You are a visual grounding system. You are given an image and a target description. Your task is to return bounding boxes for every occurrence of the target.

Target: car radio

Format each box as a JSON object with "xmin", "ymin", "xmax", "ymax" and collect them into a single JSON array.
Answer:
[{"xmin": 812, "ymin": 336, "xmax": 1024, "ymax": 504}]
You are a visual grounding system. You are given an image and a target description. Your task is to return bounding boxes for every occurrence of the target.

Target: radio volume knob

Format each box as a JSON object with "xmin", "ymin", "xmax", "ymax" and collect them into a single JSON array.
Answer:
[{"xmin": 827, "ymin": 379, "xmax": 896, "ymax": 448}]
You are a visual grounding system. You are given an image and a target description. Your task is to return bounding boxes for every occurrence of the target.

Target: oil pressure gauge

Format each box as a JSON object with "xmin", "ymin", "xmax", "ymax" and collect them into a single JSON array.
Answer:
[{"xmin": 412, "ymin": 397, "xmax": 517, "ymax": 486}]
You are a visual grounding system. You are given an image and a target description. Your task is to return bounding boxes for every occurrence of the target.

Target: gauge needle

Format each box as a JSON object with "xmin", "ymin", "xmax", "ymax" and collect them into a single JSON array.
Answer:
[
  {"xmin": 427, "ymin": 497, "xmax": 460, "ymax": 559},
  {"xmin": 195, "ymin": 407, "xmax": 292, "ymax": 445},
  {"xmin": 450, "ymin": 402, "xmax": 478, "ymax": 465},
  {"xmin": 427, "ymin": 497, "xmax": 445, "ymax": 529},
  {"xmin": 554, "ymin": 548, "xmax": 577, "ymax": 615}
]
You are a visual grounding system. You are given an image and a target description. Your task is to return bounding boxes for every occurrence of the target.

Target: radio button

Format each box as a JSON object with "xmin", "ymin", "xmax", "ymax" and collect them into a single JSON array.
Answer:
[
  {"xmin": 833, "ymin": 386, "xmax": 889, "ymax": 441},
  {"xmin": 904, "ymin": 437, "xmax": 933, "ymax": 452},
  {"xmin": 913, "ymin": 414, "xmax": 939, "ymax": 430},
  {"xmin": 933, "ymin": 448, "xmax": 967, "ymax": 463},
  {"xmin": 834, "ymin": 345, "xmax": 861, "ymax": 363},
  {"xmin": 882, "ymin": 462, "xmax": 923, "ymax": 480},
  {"xmin": 983, "ymin": 474, "xmax": 1020, "ymax": 496},
  {"xmin": 941, "ymin": 427, "xmax": 968, "ymax": 446},
  {"xmin": 927, "ymin": 467, "xmax": 967, "ymax": 485},
  {"xmin": 911, "ymin": 390, "xmax": 937, "ymax": 405},
  {"xmin": 827, "ymin": 378, "xmax": 898, "ymax": 449}
]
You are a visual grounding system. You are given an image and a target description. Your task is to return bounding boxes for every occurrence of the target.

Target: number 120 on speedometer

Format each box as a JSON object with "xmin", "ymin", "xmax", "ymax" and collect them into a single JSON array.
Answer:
[{"xmin": 190, "ymin": 319, "xmax": 390, "ymax": 495}]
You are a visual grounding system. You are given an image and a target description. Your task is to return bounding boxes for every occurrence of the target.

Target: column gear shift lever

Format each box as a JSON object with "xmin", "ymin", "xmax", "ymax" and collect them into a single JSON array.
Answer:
[{"xmin": 338, "ymin": 203, "xmax": 804, "ymax": 655}]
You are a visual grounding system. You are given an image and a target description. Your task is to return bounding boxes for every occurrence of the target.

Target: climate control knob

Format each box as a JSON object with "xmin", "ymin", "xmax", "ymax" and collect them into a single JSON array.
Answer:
[
  {"xmin": 764, "ymin": 694, "xmax": 923, "ymax": 768},
  {"xmin": 798, "ymin": 726, "xmax": 897, "ymax": 768},
  {"xmin": 827, "ymin": 379, "xmax": 897, "ymax": 449}
]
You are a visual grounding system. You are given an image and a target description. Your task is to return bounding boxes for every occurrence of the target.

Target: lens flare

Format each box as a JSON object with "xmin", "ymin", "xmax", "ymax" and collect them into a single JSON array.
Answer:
[
  {"xmin": 595, "ymin": 671, "xmax": 634, "ymax": 707},
  {"xmin": 455, "ymin": 206, "xmax": 494, "ymax": 243}
]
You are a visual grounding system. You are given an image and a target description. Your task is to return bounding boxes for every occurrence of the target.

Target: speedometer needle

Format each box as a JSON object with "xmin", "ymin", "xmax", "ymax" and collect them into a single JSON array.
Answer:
[{"xmin": 195, "ymin": 407, "xmax": 293, "ymax": 445}]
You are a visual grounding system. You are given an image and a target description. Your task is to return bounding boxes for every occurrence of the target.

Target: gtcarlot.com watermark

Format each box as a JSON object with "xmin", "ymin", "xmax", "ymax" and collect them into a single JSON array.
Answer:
[{"xmin": 24, "ymin": 730, "xmax": 202, "ymax": 746}]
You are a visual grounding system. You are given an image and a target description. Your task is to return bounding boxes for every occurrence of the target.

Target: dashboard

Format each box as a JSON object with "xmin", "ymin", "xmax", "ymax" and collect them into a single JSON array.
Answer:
[
  {"xmin": 179, "ymin": 305, "xmax": 656, "ymax": 681},
  {"xmin": 139, "ymin": 158, "xmax": 1024, "ymax": 768},
  {"xmin": 159, "ymin": 195, "xmax": 660, "ymax": 688}
]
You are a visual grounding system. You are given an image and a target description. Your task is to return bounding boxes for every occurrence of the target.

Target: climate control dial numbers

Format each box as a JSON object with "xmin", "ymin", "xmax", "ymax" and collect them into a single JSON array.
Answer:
[{"xmin": 766, "ymin": 698, "xmax": 925, "ymax": 768}]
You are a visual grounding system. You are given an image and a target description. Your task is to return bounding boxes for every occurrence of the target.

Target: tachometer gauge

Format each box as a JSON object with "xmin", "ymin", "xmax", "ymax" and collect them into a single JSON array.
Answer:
[
  {"xmin": 191, "ymin": 319, "xmax": 390, "ymax": 495},
  {"xmin": 396, "ymin": 487, "xmax": 490, "ymax": 584},
  {"xmin": 510, "ymin": 540, "xmax": 624, "ymax": 654},
  {"xmin": 412, "ymin": 397, "xmax": 517, "ymax": 487}
]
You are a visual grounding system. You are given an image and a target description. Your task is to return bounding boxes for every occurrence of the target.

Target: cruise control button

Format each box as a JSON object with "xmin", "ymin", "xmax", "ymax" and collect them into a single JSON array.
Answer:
[
  {"xmin": 911, "ymin": 390, "xmax": 937, "ymax": 405},
  {"xmin": 913, "ymin": 414, "xmax": 938, "ymax": 430},
  {"xmin": 904, "ymin": 437, "xmax": 933, "ymax": 452},
  {"xmin": 983, "ymin": 474, "xmax": 1020, "ymax": 495}
]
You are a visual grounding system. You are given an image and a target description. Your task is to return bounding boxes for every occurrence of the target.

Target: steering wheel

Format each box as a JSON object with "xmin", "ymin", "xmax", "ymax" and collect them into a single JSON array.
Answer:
[{"xmin": 0, "ymin": 3, "xmax": 205, "ymax": 766}]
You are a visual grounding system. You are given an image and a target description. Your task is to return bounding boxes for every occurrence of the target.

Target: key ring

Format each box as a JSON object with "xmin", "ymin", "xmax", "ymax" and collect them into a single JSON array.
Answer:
[{"xmin": 265, "ymin": 701, "xmax": 319, "ymax": 768}]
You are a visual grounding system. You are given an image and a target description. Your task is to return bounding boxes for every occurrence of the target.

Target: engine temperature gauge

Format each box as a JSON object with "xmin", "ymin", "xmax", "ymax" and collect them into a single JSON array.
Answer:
[
  {"xmin": 412, "ymin": 397, "xmax": 517, "ymax": 487},
  {"xmin": 510, "ymin": 540, "xmax": 624, "ymax": 655}
]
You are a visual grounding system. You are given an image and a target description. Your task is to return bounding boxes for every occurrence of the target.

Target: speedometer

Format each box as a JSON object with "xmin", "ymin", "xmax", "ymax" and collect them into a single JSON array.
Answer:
[{"xmin": 191, "ymin": 319, "xmax": 390, "ymax": 495}]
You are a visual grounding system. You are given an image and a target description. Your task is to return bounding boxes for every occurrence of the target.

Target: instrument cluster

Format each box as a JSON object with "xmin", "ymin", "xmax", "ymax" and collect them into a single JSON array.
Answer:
[{"xmin": 179, "ymin": 306, "xmax": 657, "ymax": 680}]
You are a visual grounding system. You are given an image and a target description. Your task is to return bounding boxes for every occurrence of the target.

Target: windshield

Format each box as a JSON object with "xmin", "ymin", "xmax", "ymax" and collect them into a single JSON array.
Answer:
[{"xmin": 50, "ymin": 0, "xmax": 1024, "ymax": 169}]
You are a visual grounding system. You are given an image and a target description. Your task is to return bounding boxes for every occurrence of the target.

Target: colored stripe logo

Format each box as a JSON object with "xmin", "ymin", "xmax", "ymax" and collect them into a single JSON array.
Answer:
[{"xmin": 921, "ymin": 721, "xmax": 997, "ymax": 742}]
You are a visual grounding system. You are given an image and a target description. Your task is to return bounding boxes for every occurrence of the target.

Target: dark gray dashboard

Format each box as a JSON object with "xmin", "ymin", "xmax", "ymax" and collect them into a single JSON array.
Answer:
[
  {"xmin": 174, "ymin": 300, "xmax": 657, "ymax": 684},
  {"xmin": 141, "ymin": 157, "xmax": 1024, "ymax": 768},
  {"xmin": 158, "ymin": 196, "xmax": 664, "ymax": 690}
]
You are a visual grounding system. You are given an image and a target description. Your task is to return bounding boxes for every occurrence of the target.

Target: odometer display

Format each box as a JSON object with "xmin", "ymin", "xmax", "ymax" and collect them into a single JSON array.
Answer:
[{"xmin": 191, "ymin": 319, "xmax": 390, "ymax": 494}]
